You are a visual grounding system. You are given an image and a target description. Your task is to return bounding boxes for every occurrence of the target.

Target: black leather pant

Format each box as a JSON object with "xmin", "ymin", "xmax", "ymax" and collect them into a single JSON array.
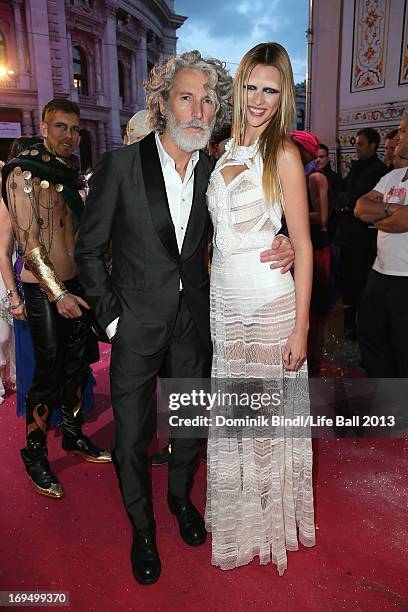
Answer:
[{"xmin": 23, "ymin": 278, "xmax": 98, "ymax": 445}]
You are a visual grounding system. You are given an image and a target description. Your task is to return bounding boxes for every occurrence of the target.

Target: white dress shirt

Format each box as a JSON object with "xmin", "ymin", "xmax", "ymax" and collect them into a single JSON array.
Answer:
[{"xmin": 106, "ymin": 133, "xmax": 200, "ymax": 340}]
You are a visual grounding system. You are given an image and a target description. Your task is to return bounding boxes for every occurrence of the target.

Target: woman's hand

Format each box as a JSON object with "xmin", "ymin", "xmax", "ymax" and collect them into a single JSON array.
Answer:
[
  {"xmin": 283, "ymin": 328, "xmax": 308, "ymax": 372},
  {"xmin": 9, "ymin": 300, "xmax": 26, "ymax": 321}
]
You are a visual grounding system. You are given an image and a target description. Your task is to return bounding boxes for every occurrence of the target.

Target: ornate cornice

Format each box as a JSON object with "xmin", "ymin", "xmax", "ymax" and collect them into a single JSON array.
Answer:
[
  {"xmin": 339, "ymin": 102, "xmax": 408, "ymax": 126},
  {"xmin": 105, "ymin": 0, "xmax": 118, "ymax": 19},
  {"xmin": 66, "ymin": 0, "xmax": 107, "ymax": 31}
]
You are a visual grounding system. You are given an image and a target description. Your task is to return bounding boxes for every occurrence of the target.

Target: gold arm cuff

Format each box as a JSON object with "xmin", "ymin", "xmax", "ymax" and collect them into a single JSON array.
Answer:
[{"xmin": 23, "ymin": 245, "xmax": 67, "ymax": 302}]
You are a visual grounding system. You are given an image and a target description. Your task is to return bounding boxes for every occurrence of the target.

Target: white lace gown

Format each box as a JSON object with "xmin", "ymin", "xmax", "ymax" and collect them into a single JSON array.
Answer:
[{"xmin": 205, "ymin": 139, "xmax": 316, "ymax": 576}]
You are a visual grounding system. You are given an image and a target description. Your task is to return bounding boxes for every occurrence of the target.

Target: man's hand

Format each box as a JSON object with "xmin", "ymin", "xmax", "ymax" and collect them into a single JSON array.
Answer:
[
  {"xmin": 56, "ymin": 294, "xmax": 90, "ymax": 319},
  {"xmin": 387, "ymin": 203, "xmax": 404, "ymax": 216},
  {"xmin": 10, "ymin": 302, "xmax": 26, "ymax": 321},
  {"xmin": 260, "ymin": 235, "xmax": 295, "ymax": 273}
]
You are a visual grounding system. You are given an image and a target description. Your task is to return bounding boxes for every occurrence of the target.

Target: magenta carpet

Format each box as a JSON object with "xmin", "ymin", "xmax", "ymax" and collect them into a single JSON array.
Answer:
[{"xmin": 1, "ymin": 344, "xmax": 407, "ymax": 611}]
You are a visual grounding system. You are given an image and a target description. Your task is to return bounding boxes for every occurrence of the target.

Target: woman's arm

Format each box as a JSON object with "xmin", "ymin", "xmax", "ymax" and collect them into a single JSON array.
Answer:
[
  {"xmin": 308, "ymin": 171, "xmax": 329, "ymax": 227},
  {"xmin": 277, "ymin": 141, "xmax": 313, "ymax": 371},
  {"xmin": 0, "ymin": 198, "xmax": 25, "ymax": 320}
]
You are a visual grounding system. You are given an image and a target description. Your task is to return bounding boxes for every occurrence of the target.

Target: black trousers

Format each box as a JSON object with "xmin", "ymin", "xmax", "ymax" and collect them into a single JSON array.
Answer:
[
  {"xmin": 110, "ymin": 292, "xmax": 211, "ymax": 530},
  {"xmin": 23, "ymin": 278, "xmax": 97, "ymax": 443},
  {"xmin": 339, "ymin": 241, "xmax": 376, "ymax": 307},
  {"xmin": 358, "ymin": 270, "xmax": 408, "ymax": 377}
]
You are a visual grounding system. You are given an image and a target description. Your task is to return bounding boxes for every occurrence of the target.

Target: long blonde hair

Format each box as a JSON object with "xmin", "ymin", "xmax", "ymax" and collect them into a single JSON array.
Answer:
[{"xmin": 232, "ymin": 43, "xmax": 296, "ymax": 205}]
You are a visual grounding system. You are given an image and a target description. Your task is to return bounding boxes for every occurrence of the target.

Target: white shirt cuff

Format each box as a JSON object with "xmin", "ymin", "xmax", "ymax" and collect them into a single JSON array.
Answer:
[{"xmin": 106, "ymin": 317, "xmax": 119, "ymax": 340}]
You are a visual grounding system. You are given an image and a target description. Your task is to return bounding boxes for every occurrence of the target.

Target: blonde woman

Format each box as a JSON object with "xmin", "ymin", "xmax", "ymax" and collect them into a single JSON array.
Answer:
[{"xmin": 205, "ymin": 43, "xmax": 316, "ymax": 575}]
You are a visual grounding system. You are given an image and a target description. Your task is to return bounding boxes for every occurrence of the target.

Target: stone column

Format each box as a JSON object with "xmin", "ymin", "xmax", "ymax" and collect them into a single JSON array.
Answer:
[
  {"xmin": 12, "ymin": 0, "xmax": 27, "ymax": 75},
  {"xmin": 130, "ymin": 52, "xmax": 138, "ymax": 110},
  {"xmin": 26, "ymin": 0, "xmax": 54, "ymax": 115},
  {"xmin": 309, "ymin": 0, "xmax": 342, "ymax": 148},
  {"xmin": 95, "ymin": 37, "xmax": 103, "ymax": 95},
  {"xmin": 137, "ymin": 24, "xmax": 148, "ymax": 108},
  {"xmin": 31, "ymin": 108, "xmax": 40, "ymax": 133},
  {"xmin": 97, "ymin": 120, "xmax": 106, "ymax": 156},
  {"xmin": 66, "ymin": 27, "xmax": 78, "ymax": 102},
  {"xmin": 104, "ymin": 122, "xmax": 111, "ymax": 151},
  {"xmin": 22, "ymin": 110, "xmax": 33, "ymax": 136},
  {"xmin": 103, "ymin": 1, "xmax": 121, "ymax": 147}
]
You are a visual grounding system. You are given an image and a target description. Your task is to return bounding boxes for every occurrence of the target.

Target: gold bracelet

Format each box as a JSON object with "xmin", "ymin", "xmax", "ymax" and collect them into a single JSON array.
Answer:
[{"xmin": 23, "ymin": 245, "xmax": 67, "ymax": 302}]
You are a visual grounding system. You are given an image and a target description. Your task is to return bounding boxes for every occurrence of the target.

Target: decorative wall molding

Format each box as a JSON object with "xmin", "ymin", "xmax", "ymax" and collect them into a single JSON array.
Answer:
[
  {"xmin": 351, "ymin": 0, "xmax": 389, "ymax": 92},
  {"xmin": 339, "ymin": 102, "xmax": 407, "ymax": 126},
  {"xmin": 399, "ymin": 0, "xmax": 408, "ymax": 85}
]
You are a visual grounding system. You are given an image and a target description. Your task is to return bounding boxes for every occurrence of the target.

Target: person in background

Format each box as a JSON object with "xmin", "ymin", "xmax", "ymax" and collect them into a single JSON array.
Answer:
[
  {"xmin": 123, "ymin": 110, "xmax": 152, "ymax": 145},
  {"xmin": 0, "ymin": 158, "xmax": 19, "ymax": 401},
  {"xmin": 397, "ymin": 112, "xmax": 408, "ymax": 146},
  {"xmin": 316, "ymin": 143, "xmax": 342, "ymax": 242},
  {"xmin": 291, "ymin": 130, "xmax": 335, "ymax": 374},
  {"xmin": 2, "ymin": 100, "xmax": 110, "ymax": 500},
  {"xmin": 334, "ymin": 127, "xmax": 388, "ymax": 339},
  {"xmin": 383, "ymin": 128, "xmax": 398, "ymax": 170},
  {"xmin": 207, "ymin": 124, "xmax": 232, "ymax": 160},
  {"xmin": 1, "ymin": 136, "xmax": 96, "ymax": 423},
  {"xmin": 316, "ymin": 144, "xmax": 342, "ymax": 203},
  {"xmin": 354, "ymin": 139, "xmax": 408, "ymax": 424}
]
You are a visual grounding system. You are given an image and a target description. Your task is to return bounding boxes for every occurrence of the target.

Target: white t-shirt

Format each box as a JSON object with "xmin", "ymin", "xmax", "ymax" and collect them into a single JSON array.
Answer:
[{"xmin": 372, "ymin": 167, "xmax": 408, "ymax": 276}]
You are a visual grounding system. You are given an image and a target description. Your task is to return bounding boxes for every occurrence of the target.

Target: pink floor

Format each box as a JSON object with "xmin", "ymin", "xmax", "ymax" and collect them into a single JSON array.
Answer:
[{"xmin": 0, "ymin": 345, "xmax": 407, "ymax": 611}]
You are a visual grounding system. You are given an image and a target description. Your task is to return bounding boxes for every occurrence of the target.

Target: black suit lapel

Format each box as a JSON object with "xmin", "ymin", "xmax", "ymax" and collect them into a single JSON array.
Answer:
[
  {"xmin": 181, "ymin": 151, "xmax": 210, "ymax": 261},
  {"xmin": 140, "ymin": 132, "xmax": 179, "ymax": 261}
]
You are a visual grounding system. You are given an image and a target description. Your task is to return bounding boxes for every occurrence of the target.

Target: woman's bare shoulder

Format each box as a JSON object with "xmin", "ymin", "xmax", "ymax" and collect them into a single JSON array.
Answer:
[{"xmin": 277, "ymin": 139, "xmax": 302, "ymax": 169}]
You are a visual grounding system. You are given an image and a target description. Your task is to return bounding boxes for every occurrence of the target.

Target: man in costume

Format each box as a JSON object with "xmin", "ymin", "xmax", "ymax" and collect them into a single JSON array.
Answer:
[
  {"xmin": 1, "ymin": 99, "xmax": 111, "ymax": 500},
  {"xmin": 76, "ymin": 51, "xmax": 294, "ymax": 585}
]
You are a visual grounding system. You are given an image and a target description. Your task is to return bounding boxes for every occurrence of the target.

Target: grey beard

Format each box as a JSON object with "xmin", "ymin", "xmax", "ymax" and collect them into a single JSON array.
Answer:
[{"xmin": 166, "ymin": 112, "xmax": 215, "ymax": 153}]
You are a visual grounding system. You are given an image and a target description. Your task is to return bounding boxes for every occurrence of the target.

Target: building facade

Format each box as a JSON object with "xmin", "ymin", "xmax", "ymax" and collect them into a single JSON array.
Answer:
[
  {"xmin": 0, "ymin": 0, "xmax": 186, "ymax": 166},
  {"xmin": 309, "ymin": 0, "xmax": 408, "ymax": 175},
  {"xmin": 295, "ymin": 80, "xmax": 306, "ymax": 130}
]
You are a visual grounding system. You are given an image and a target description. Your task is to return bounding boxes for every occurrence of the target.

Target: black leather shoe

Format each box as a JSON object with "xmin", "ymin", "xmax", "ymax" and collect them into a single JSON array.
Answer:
[
  {"xmin": 150, "ymin": 443, "xmax": 171, "ymax": 466},
  {"xmin": 21, "ymin": 445, "xmax": 63, "ymax": 499},
  {"xmin": 131, "ymin": 529, "xmax": 161, "ymax": 585},
  {"xmin": 168, "ymin": 495, "xmax": 206, "ymax": 546},
  {"xmin": 62, "ymin": 432, "xmax": 112, "ymax": 463}
]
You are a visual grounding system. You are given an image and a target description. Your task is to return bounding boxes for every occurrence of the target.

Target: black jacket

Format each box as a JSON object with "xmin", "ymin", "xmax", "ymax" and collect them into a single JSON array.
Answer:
[
  {"xmin": 334, "ymin": 154, "xmax": 388, "ymax": 249},
  {"xmin": 75, "ymin": 132, "xmax": 212, "ymax": 355}
]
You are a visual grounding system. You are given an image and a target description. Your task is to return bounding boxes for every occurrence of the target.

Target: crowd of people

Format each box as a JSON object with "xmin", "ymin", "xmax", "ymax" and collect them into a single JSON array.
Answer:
[{"xmin": 0, "ymin": 41, "xmax": 407, "ymax": 586}]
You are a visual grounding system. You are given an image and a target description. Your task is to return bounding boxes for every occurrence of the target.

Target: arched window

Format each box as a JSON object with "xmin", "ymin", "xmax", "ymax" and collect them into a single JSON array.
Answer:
[
  {"xmin": 118, "ymin": 60, "xmax": 125, "ymax": 102},
  {"xmin": 72, "ymin": 46, "xmax": 88, "ymax": 95},
  {"xmin": 0, "ymin": 32, "xmax": 7, "ymax": 65},
  {"xmin": 79, "ymin": 128, "xmax": 93, "ymax": 171}
]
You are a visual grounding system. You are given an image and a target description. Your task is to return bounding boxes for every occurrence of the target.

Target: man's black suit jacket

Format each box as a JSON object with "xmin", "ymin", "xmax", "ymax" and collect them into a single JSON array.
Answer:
[{"xmin": 75, "ymin": 132, "xmax": 213, "ymax": 356}]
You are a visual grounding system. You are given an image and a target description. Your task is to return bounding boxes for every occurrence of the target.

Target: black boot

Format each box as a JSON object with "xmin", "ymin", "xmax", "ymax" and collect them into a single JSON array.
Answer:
[
  {"xmin": 61, "ymin": 408, "xmax": 111, "ymax": 463},
  {"xmin": 131, "ymin": 529, "xmax": 161, "ymax": 585},
  {"xmin": 21, "ymin": 443, "xmax": 63, "ymax": 499}
]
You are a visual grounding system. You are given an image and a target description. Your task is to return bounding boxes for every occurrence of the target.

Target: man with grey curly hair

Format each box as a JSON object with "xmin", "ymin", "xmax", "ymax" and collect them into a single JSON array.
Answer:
[
  {"xmin": 145, "ymin": 50, "xmax": 232, "ymax": 150},
  {"xmin": 76, "ymin": 50, "xmax": 294, "ymax": 586}
]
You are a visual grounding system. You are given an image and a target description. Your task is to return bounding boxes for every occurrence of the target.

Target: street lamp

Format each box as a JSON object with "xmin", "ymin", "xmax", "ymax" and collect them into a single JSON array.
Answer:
[{"xmin": 0, "ymin": 65, "xmax": 15, "ymax": 79}]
